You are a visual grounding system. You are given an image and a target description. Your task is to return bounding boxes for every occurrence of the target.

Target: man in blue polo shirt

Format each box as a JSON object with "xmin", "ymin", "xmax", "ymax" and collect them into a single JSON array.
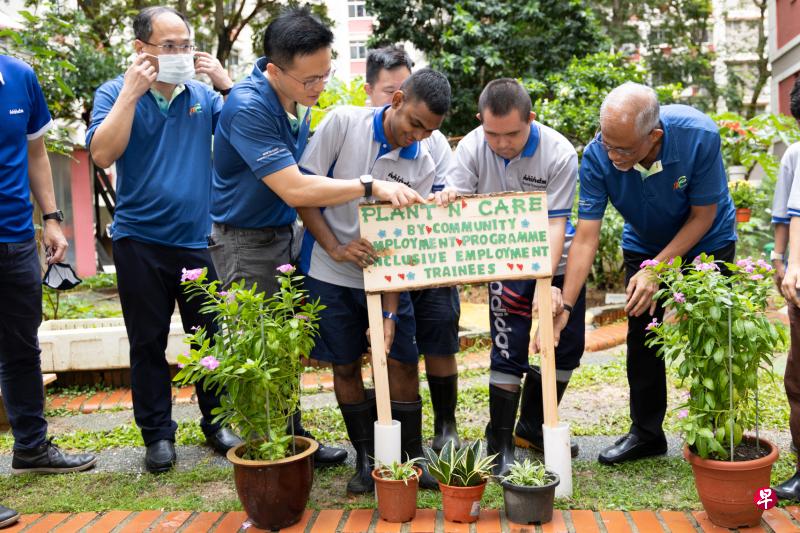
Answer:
[
  {"xmin": 210, "ymin": 8, "xmax": 423, "ymax": 468},
  {"xmin": 0, "ymin": 54, "xmax": 97, "ymax": 527},
  {"xmin": 86, "ymin": 6, "xmax": 242, "ymax": 473},
  {"xmin": 553, "ymin": 82, "xmax": 736, "ymax": 465}
]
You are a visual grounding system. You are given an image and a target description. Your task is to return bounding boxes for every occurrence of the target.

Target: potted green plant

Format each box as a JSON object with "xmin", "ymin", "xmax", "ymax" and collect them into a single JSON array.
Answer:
[
  {"xmin": 371, "ymin": 459, "xmax": 421, "ymax": 523},
  {"xmin": 174, "ymin": 265, "xmax": 324, "ymax": 531},
  {"xmin": 645, "ymin": 255, "xmax": 787, "ymax": 528},
  {"xmin": 500, "ymin": 459, "xmax": 560, "ymax": 525},
  {"xmin": 728, "ymin": 181, "xmax": 759, "ymax": 223},
  {"xmin": 425, "ymin": 440, "xmax": 496, "ymax": 524}
]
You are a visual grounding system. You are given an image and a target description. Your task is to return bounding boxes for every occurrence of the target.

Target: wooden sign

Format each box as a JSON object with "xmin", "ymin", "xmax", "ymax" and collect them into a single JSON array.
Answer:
[{"xmin": 359, "ymin": 192, "xmax": 552, "ymax": 293}]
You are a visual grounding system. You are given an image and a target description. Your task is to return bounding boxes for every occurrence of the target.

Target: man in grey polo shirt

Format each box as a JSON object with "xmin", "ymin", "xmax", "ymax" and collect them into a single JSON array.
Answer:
[
  {"xmin": 365, "ymin": 45, "xmax": 461, "ymax": 452},
  {"xmin": 297, "ymin": 69, "xmax": 451, "ymax": 494},
  {"xmin": 441, "ymin": 78, "xmax": 585, "ymax": 475}
]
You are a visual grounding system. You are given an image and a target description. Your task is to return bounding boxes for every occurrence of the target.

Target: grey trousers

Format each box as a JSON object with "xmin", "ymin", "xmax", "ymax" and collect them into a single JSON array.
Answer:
[{"xmin": 208, "ymin": 222, "xmax": 301, "ymax": 298}]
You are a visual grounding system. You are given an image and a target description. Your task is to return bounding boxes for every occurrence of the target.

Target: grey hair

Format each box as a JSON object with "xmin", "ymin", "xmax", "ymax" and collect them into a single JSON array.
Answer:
[
  {"xmin": 133, "ymin": 7, "xmax": 191, "ymax": 42},
  {"xmin": 599, "ymin": 82, "xmax": 660, "ymax": 137}
]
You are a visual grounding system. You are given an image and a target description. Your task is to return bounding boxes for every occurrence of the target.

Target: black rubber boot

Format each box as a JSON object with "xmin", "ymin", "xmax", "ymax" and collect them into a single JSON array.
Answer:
[
  {"xmin": 288, "ymin": 410, "xmax": 348, "ymax": 467},
  {"xmin": 391, "ymin": 398, "xmax": 439, "ymax": 490},
  {"xmin": 485, "ymin": 384, "xmax": 521, "ymax": 476},
  {"xmin": 428, "ymin": 374, "xmax": 461, "ymax": 452},
  {"xmin": 514, "ymin": 367, "xmax": 579, "ymax": 458},
  {"xmin": 339, "ymin": 394, "xmax": 377, "ymax": 494},
  {"xmin": 775, "ymin": 469, "xmax": 800, "ymax": 501}
]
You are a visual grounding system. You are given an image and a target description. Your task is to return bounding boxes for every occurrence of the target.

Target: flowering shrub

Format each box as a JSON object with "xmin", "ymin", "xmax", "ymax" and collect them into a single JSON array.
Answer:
[
  {"xmin": 644, "ymin": 255, "xmax": 787, "ymax": 460},
  {"xmin": 174, "ymin": 265, "xmax": 324, "ymax": 461},
  {"xmin": 728, "ymin": 181, "xmax": 761, "ymax": 210}
]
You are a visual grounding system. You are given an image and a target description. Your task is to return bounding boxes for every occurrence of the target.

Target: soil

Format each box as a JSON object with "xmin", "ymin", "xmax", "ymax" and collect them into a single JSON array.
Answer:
[{"xmin": 730, "ymin": 440, "xmax": 772, "ymax": 461}]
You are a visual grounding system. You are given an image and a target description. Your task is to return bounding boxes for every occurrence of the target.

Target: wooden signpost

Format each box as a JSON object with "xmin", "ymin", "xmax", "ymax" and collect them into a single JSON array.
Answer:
[{"xmin": 359, "ymin": 192, "xmax": 568, "ymax": 493}]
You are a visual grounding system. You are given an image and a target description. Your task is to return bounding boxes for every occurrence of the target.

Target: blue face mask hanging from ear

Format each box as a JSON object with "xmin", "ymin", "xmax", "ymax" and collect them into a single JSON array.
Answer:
[{"xmin": 42, "ymin": 262, "xmax": 82, "ymax": 291}]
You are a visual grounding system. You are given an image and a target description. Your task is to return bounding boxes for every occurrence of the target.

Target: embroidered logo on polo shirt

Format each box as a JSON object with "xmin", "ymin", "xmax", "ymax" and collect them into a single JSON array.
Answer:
[
  {"xmin": 9, "ymin": 108, "xmax": 24, "ymax": 115},
  {"xmin": 387, "ymin": 171, "xmax": 411, "ymax": 187},
  {"xmin": 521, "ymin": 174, "xmax": 547, "ymax": 191},
  {"xmin": 673, "ymin": 175, "xmax": 688, "ymax": 190},
  {"xmin": 189, "ymin": 103, "xmax": 203, "ymax": 116}
]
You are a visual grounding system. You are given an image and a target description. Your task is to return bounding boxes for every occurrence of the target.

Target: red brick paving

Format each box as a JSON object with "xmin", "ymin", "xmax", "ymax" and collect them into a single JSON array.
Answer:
[
  {"xmin": 761, "ymin": 507, "xmax": 799, "ymax": 532},
  {"xmin": 569, "ymin": 510, "xmax": 600, "ymax": 533},
  {"xmin": 52, "ymin": 512, "xmax": 97, "ymax": 533},
  {"xmin": 181, "ymin": 512, "xmax": 222, "ymax": 532},
  {"xmin": 85, "ymin": 510, "xmax": 132, "ymax": 533},
  {"xmin": 25, "ymin": 512, "xmax": 69, "ymax": 532},
  {"xmin": 408, "ymin": 508, "xmax": 437, "ymax": 533},
  {"xmin": 598, "ymin": 510, "xmax": 631, "ymax": 532}
]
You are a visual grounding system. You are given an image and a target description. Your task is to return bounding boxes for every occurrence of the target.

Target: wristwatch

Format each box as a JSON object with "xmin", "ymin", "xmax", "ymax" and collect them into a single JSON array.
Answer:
[
  {"xmin": 215, "ymin": 86, "xmax": 232, "ymax": 96},
  {"xmin": 360, "ymin": 174, "xmax": 374, "ymax": 198},
  {"xmin": 770, "ymin": 250, "xmax": 785, "ymax": 262},
  {"xmin": 43, "ymin": 209, "xmax": 64, "ymax": 222},
  {"xmin": 382, "ymin": 310, "xmax": 399, "ymax": 323}
]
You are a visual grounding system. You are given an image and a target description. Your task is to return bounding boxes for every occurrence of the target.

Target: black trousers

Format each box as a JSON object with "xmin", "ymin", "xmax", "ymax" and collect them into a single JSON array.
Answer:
[
  {"xmin": 113, "ymin": 237, "xmax": 222, "ymax": 445},
  {"xmin": 623, "ymin": 241, "xmax": 736, "ymax": 441},
  {"xmin": 0, "ymin": 239, "xmax": 48, "ymax": 451}
]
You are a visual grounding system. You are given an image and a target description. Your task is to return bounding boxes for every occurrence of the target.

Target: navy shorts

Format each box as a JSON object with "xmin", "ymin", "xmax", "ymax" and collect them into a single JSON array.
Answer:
[
  {"xmin": 489, "ymin": 275, "xmax": 586, "ymax": 377},
  {"xmin": 304, "ymin": 276, "xmax": 419, "ymax": 365},
  {"xmin": 410, "ymin": 287, "xmax": 460, "ymax": 356}
]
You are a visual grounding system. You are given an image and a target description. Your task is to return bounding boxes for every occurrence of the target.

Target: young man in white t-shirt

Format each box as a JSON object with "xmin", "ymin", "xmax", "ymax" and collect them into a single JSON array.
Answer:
[
  {"xmin": 774, "ymin": 75, "xmax": 800, "ymax": 502},
  {"xmin": 365, "ymin": 46, "xmax": 462, "ymax": 453},
  {"xmin": 441, "ymin": 78, "xmax": 585, "ymax": 475},
  {"xmin": 297, "ymin": 69, "xmax": 451, "ymax": 494}
]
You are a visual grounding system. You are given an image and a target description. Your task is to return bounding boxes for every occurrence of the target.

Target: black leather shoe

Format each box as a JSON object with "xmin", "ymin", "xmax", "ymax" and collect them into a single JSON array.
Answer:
[
  {"xmin": 774, "ymin": 470, "xmax": 800, "ymax": 501},
  {"xmin": 205, "ymin": 427, "xmax": 243, "ymax": 456},
  {"xmin": 288, "ymin": 411, "xmax": 347, "ymax": 467},
  {"xmin": 0, "ymin": 504, "xmax": 19, "ymax": 528},
  {"xmin": 598, "ymin": 433, "xmax": 667, "ymax": 465},
  {"xmin": 11, "ymin": 439, "xmax": 97, "ymax": 474},
  {"xmin": 145, "ymin": 440, "xmax": 176, "ymax": 473}
]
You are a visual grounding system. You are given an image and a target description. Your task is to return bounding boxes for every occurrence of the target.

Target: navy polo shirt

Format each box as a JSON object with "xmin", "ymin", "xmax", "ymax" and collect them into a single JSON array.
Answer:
[
  {"xmin": 578, "ymin": 104, "xmax": 736, "ymax": 258},
  {"xmin": 86, "ymin": 76, "xmax": 223, "ymax": 249},
  {"xmin": 211, "ymin": 57, "xmax": 312, "ymax": 228},
  {"xmin": 0, "ymin": 55, "xmax": 53, "ymax": 242}
]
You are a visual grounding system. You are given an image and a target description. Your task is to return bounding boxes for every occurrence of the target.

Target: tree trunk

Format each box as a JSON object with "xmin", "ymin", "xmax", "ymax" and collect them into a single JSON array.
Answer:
[{"xmin": 744, "ymin": 0, "xmax": 769, "ymax": 119}]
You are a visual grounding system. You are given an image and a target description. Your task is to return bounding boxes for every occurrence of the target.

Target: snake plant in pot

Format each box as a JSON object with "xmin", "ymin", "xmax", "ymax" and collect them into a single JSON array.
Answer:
[
  {"xmin": 644, "ymin": 255, "xmax": 787, "ymax": 528},
  {"xmin": 425, "ymin": 440, "xmax": 496, "ymax": 524},
  {"xmin": 174, "ymin": 265, "xmax": 324, "ymax": 530},
  {"xmin": 372, "ymin": 459, "xmax": 421, "ymax": 523}
]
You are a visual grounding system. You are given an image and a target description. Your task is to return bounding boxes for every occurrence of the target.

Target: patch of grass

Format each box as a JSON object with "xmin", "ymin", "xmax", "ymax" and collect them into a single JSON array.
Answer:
[{"xmin": 569, "ymin": 355, "xmax": 628, "ymax": 389}]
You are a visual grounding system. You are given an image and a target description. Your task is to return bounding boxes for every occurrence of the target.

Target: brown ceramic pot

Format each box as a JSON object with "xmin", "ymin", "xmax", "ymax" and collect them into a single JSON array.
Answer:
[
  {"xmin": 372, "ymin": 466, "xmax": 421, "ymax": 523},
  {"xmin": 439, "ymin": 480, "xmax": 487, "ymax": 524},
  {"xmin": 735, "ymin": 208, "xmax": 751, "ymax": 223},
  {"xmin": 683, "ymin": 436, "xmax": 778, "ymax": 529},
  {"xmin": 227, "ymin": 436, "xmax": 318, "ymax": 530}
]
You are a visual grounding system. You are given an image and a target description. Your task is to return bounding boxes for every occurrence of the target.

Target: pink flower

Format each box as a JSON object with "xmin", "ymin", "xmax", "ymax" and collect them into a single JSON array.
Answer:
[
  {"xmin": 640, "ymin": 259, "xmax": 659, "ymax": 268},
  {"xmin": 177, "ymin": 362, "xmax": 185, "ymax": 369},
  {"xmin": 646, "ymin": 318, "xmax": 660, "ymax": 331},
  {"xmin": 677, "ymin": 409, "xmax": 688, "ymax": 419},
  {"xmin": 673, "ymin": 292, "xmax": 685, "ymax": 303},
  {"xmin": 296, "ymin": 314, "xmax": 309, "ymax": 321},
  {"xmin": 750, "ymin": 274, "xmax": 764, "ymax": 280},
  {"xmin": 745, "ymin": 265, "xmax": 755, "ymax": 273},
  {"xmin": 200, "ymin": 356, "xmax": 220, "ymax": 371},
  {"xmin": 218, "ymin": 291, "xmax": 228, "ymax": 297},
  {"xmin": 276, "ymin": 264, "xmax": 295, "ymax": 274},
  {"xmin": 695, "ymin": 262, "xmax": 719, "ymax": 272},
  {"xmin": 736, "ymin": 259, "xmax": 751, "ymax": 268},
  {"xmin": 190, "ymin": 325, "xmax": 200, "ymax": 331},
  {"xmin": 181, "ymin": 267, "xmax": 203, "ymax": 282},
  {"xmin": 667, "ymin": 258, "xmax": 675, "ymax": 266},
  {"xmin": 756, "ymin": 259, "xmax": 770, "ymax": 269}
]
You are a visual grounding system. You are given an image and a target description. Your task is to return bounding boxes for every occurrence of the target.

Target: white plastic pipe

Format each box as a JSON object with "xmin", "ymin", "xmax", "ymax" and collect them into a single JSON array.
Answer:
[
  {"xmin": 543, "ymin": 422, "xmax": 573, "ymax": 498},
  {"xmin": 374, "ymin": 420, "xmax": 401, "ymax": 467}
]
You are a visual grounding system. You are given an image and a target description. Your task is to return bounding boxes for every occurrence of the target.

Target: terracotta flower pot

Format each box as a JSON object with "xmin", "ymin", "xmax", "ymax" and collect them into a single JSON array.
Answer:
[
  {"xmin": 372, "ymin": 466, "xmax": 420, "ymax": 523},
  {"xmin": 227, "ymin": 436, "xmax": 318, "ymax": 530},
  {"xmin": 736, "ymin": 208, "xmax": 751, "ymax": 223},
  {"xmin": 439, "ymin": 480, "xmax": 487, "ymax": 524},
  {"xmin": 683, "ymin": 436, "xmax": 778, "ymax": 529}
]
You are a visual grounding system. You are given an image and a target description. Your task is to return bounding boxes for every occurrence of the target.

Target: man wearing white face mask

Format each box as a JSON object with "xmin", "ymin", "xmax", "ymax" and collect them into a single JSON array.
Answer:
[{"xmin": 86, "ymin": 6, "xmax": 240, "ymax": 474}]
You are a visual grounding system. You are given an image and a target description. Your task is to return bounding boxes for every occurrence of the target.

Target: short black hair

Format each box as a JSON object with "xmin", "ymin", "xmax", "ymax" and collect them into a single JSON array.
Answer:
[
  {"xmin": 262, "ymin": 7, "xmax": 334, "ymax": 67},
  {"xmin": 399, "ymin": 68, "xmax": 451, "ymax": 116},
  {"xmin": 791, "ymin": 75, "xmax": 800, "ymax": 121},
  {"xmin": 366, "ymin": 46, "xmax": 414, "ymax": 85},
  {"xmin": 478, "ymin": 78, "xmax": 532, "ymax": 122},
  {"xmin": 133, "ymin": 7, "xmax": 191, "ymax": 42}
]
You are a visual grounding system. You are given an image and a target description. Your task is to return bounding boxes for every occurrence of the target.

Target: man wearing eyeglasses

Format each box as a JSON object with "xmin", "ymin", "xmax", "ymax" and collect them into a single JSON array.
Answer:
[
  {"xmin": 210, "ymin": 8, "xmax": 423, "ymax": 469},
  {"xmin": 548, "ymin": 82, "xmax": 736, "ymax": 465},
  {"xmin": 87, "ymin": 6, "xmax": 241, "ymax": 473}
]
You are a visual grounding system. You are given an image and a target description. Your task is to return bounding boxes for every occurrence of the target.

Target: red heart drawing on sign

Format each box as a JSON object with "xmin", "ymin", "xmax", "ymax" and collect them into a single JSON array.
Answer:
[
  {"xmin": 461, "ymin": 199, "xmax": 467, "ymax": 208},
  {"xmin": 507, "ymin": 263, "xmax": 514, "ymax": 270},
  {"xmin": 425, "ymin": 226, "xmax": 432, "ymax": 234},
  {"xmin": 456, "ymin": 238, "xmax": 463, "ymax": 246},
  {"xmin": 517, "ymin": 264, "xmax": 523, "ymax": 271},
  {"xmin": 384, "ymin": 276, "xmax": 392, "ymax": 282},
  {"xmin": 398, "ymin": 273, "xmax": 405, "ymax": 279}
]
